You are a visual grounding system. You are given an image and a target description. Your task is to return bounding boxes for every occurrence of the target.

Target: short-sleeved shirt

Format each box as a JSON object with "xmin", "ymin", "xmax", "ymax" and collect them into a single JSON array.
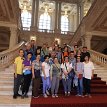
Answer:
[
  {"xmin": 14, "ymin": 56, "xmax": 24, "ymax": 75},
  {"xmin": 83, "ymin": 61, "xmax": 94, "ymax": 79},
  {"xmin": 23, "ymin": 59, "xmax": 31, "ymax": 66},
  {"xmin": 32, "ymin": 60, "xmax": 42, "ymax": 70},
  {"xmin": 41, "ymin": 62, "xmax": 50, "ymax": 77},
  {"xmin": 61, "ymin": 62, "xmax": 73, "ymax": 79},
  {"xmin": 76, "ymin": 62, "xmax": 84, "ymax": 73}
]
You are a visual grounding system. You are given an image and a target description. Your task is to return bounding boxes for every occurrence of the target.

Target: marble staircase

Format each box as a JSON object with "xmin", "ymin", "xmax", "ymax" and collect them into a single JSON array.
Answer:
[{"xmin": 0, "ymin": 65, "xmax": 31, "ymax": 107}]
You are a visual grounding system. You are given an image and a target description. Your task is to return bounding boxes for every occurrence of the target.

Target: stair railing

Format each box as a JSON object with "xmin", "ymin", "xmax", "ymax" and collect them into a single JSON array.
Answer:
[
  {"xmin": 0, "ymin": 41, "xmax": 25, "ymax": 70},
  {"xmin": 89, "ymin": 50, "xmax": 107, "ymax": 67}
]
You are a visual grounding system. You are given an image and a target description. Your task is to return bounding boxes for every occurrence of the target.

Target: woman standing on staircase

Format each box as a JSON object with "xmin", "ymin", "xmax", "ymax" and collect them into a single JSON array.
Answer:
[
  {"xmin": 50, "ymin": 57, "xmax": 61, "ymax": 98},
  {"xmin": 32, "ymin": 54, "xmax": 42, "ymax": 98},
  {"xmin": 61, "ymin": 56, "xmax": 73, "ymax": 97},
  {"xmin": 41, "ymin": 55, "xmax": 51, "ymax": 98},
  {"xmin": 83, "ymin": 55, "xmax": 94, "ymax": 98}
]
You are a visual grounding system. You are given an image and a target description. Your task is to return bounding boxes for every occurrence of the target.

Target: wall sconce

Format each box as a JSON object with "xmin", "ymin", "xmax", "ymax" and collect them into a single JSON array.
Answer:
[
  {"xmin": 55, "ymin": 38, "xmax": 61, "ymax": 45},
  {"xmin": 30, "ymin": 36, "xmax": 36, "ymax": 41}
]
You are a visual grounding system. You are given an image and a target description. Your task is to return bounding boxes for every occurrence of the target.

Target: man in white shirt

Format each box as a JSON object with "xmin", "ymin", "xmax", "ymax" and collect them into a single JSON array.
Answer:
[
  {"xmin": 61, "ymin": 56, "xmax": 73, "ymax": 97},
  {"xmin": 83, "ymin": 55, "xmax": 94, "ymax": 98}
]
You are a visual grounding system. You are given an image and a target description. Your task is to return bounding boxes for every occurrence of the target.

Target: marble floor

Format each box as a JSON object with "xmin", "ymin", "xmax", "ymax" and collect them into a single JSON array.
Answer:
[{"xmin": 0, "ymin": 95, "xmax": 31, "ymax": 107}]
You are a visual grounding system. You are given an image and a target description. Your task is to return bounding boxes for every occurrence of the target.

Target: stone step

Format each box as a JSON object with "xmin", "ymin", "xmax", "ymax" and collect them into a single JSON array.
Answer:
[
  {"xmin": 0, "ymin": 76, "xmax": 14, "ymax": 80},
  {"xmin": 0, "ymin": 82, "xmax": 13, "ymax": 86},
  {"xmin": 0, "ymin": 86, "xmax": 32, "ymax": 91},
  {"xmin": 0, "ymin": 91, "xmax": 32, "ymax": 96},
  {"xmin": 94, "ymin": 69, "xmax": 107, "ymax": 71},
  {"xmin": 0, "ymin": 80, "xmax": 13, "ymax": 83},
  {"xmin": 0, "ymin": 72, "xmax": 13, "ymax": 75},
  {"xmin": 0, "ymin": 104, "xmax": 30, "ymax": 107}
]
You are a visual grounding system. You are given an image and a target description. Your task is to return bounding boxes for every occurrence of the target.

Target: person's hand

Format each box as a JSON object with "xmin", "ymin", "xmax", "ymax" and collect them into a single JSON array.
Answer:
[
  {"xmin": 32, "ymin": 75, "xmax": 35, "ymax": 79},
  {"xmin": 50, "ymin": 77, "xmax": 52, "ymax": 81},
  {"xmin": 14, "ymin": 73, "xmax": 17, "ymax": 78},
  {"xmin": 44, "ymin": 75, "xmax": 46, "ymax": 80},
  {"xmin": 64, "ymin": 72, "xmax": 68, "ymax": 76}
]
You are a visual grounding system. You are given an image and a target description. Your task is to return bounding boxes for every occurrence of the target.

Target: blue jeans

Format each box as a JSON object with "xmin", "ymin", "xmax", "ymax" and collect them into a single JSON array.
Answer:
[
  {"xmin": 77, "ymin": 78, "xmax": 83, "ymax": 95},
  {"xmin": 42, "ymin": 77, "xmax": 50, "ymax": 94},
  {"xmin": 62, "ymin": 78, "xmax": 71, "ymax": 93}
]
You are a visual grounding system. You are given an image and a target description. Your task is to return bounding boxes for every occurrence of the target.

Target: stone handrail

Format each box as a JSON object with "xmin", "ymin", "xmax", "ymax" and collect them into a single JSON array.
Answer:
[
  {"xmin": 0, "ymin": 41, "xmax": 25, "ymax": 70},
  {"xmin": 68, "ymin": 0, "xmax": 97, "ymax": 46},
  {"xmin": 89, "ymin": 50, "xmax": 107, "ymax": 67}
]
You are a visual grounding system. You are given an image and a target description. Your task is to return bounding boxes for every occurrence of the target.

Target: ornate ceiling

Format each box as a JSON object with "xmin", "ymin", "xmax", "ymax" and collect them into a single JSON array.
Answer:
[{"xmin": 0, "ymin": 0, "xmax": 19, "ymax": 23}]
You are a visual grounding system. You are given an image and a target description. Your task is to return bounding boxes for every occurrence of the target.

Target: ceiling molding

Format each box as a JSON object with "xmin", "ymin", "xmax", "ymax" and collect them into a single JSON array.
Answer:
[{"xmin": 0, "ymin": 21, "xmax": 17, "ymax": 28}]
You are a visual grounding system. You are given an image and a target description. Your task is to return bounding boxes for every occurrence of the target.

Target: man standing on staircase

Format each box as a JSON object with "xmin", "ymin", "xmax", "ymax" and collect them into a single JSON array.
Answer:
[
  {"xmin": 13, "ymin": 49, "xmax": 24, "ymax": 99},
  {"xmin": 83, "ymin": 55, "xmax": 94, "ymax": 98}
]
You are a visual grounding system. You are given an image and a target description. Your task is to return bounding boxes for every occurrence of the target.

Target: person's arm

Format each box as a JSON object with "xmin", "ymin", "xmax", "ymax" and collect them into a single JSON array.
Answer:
[
  {"xmin": 42, "ymin": 63, "xmax": 46, "ymax": 79},
  {"xmin": 32, "ymin": 62, "xmax": 35, "ymax": 79},
  {"xmin": 50, "ymin": 65, "xmax": 53, "ymax": 80},
  {"xmin": 14, "ymin": 63, "xmax": 17, "ymax": 78},
  {"xmin": 14, "ymin": 58, "xmax": 18, "ymax": 78},
  {"xmin": 91, "ymin": 62, "xmax": 94, "ymax": 79}
]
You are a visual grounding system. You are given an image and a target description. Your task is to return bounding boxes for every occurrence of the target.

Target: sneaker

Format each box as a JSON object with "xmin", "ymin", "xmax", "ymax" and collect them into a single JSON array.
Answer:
[
  {"xmin": 13, "ymin": 95, "xmax": 17, "ymax": 99},
  {"xmin": 43, "ymin": 94, "xmax": 48, "ymax": 98},
  {"xmin": 84, "ymin": 94, "xmax": 88, "ymax": 97},
  {"xmin": 52, "ymin": 94, "xmax": 55, "ymax": 98},
  {"xmin": 75, "ymin": 94, "xmax": 80, "ymax": 96},
  {"xmin": 88, "ymin": 95, "xmax": 92, "ymax": 98},
  {"xmin": 46, "ymin": 90, "xmax": 50, "ymax": 95},
  {"xmin": 65, "ymin": 92, "xmax": 67, "ymax": 97},
  {"xmin": 68, "ymin": 92, "xmax": 70, "ymax": 96},
  {"xmin": 32, "ymin": 96, "xmax": 39, "ymax": 98},
  {"xmin": 55, "ymin": 94, "xmax": 58, "ymax": 98}
]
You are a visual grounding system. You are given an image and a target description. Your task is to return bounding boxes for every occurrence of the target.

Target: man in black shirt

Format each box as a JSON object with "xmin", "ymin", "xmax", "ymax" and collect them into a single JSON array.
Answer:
[{"xmin": 81, "ymin": 47, "xmax": 90, "ymax": 62}]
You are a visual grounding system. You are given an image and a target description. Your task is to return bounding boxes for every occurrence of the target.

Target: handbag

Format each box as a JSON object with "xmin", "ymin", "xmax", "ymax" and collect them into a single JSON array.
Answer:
[
  {"xmin": 78, "ymin": 74, "xmax": 83, "ymax": 79},
  {"xmin": 65, "ymin": 63, "xmax": 75, "ymax": 79},
  {"xmin": 23, "ymin": 69, "xmax": 31, "ymax": 75}
]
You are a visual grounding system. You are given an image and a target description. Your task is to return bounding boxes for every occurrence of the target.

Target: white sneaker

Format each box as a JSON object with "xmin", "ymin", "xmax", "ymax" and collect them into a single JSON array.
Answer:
[
  {"xmin": 43, "ymin": 94, "xmax": 48, "ymax": 98},
  {"xmin": 46, "ymin": 90, "xmax": 50, "ymax": 95},
  {"xmin": 55, "ymin": 94, "xmax": 58, "ymax": 98},
  {"xmin": 52, "ymin": 94, "xmax": 55, "ymax": 98}
]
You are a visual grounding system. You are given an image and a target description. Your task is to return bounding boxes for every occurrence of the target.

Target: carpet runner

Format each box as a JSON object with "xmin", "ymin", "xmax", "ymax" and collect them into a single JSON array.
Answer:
[{"xmin": 30, "ymin": 74, "xmax": 107, "ymax": 107}]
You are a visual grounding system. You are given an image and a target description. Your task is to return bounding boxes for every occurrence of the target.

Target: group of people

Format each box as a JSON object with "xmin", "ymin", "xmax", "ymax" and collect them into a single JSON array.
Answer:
[{"xmin": 13, "ymin": 40, "xmax": 94, "ymax": 99}]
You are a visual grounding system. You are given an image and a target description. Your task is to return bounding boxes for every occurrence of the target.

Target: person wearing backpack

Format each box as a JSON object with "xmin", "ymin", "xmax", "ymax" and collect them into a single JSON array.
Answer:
[{"xmin": 61, "ymin": 56, "xmax": 73, "ymax": 97}]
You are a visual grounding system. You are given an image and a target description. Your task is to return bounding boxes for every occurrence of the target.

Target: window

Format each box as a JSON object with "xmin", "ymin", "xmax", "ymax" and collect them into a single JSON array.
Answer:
[
  {"xmin": 21, "ymin": 10, "xmax": 31, "ymax": 30},
  {"xmin": 39, "ymin": 13, "xmax": 51, "ymax": 30},
  {"xmin": 61, "ymin": 15, "xmax": 69, "ymax": 33}
]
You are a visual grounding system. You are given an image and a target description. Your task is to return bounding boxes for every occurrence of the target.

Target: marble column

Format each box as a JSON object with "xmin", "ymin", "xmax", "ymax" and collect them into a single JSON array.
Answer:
[
  {"xmin": 84, "ymin": 34, "xmax": 92, "ymax": 49},
  {"xmin": 80, "ymin": 2, "xmax": 84, "ymax": 21},
  {"xmin": 9, "ymin": 27, "xmax": 18, "ymax": 49},
  {"xmin": 77, "ymin": 4, "xmax": 80, "ymax": 27},
  {"xmin": 54, "ymin": 1, "xmax": 58, "ymax": 31},
  {"xmin": 30, "ymin": 0, "xmax": 36, "ymax": 31},
  {"xmin": 35, "ymin": 0, "xmax": 39, "ymax": 31},
  {"xmin": 58, "ymin": 2, "xmax": 61, "ymax": 31}
]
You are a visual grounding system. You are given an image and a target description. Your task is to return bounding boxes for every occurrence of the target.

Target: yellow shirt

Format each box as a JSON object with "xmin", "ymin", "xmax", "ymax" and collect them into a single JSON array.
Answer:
[{"xmin": 14, "ymin": 56, "xmax": 24, "ymax": 75}]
